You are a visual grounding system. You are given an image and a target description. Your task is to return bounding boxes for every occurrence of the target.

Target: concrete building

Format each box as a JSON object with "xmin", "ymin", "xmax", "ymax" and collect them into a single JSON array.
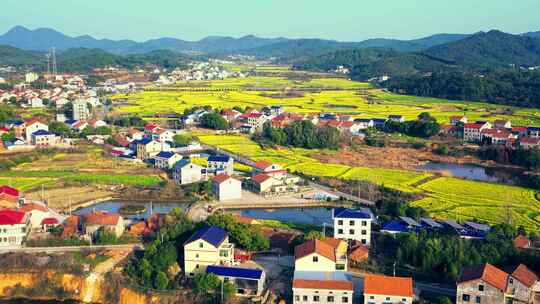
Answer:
[
  {"xmin": 0, "ymin": 186, "xmax": 20, "ymax": 208},
  {"xmin": 31, "ymin": 130, "xmax": 56, "ymax": 147},
  {"xmin": 507, "ymin": 264, "xmax": 540, "ymax": 304},
  {"xmin": 212, "ymin": 174, "xmax": 242, "ymax": 201},
  {"xmin": 25, "ymin": 120, "xmax": 48, "ymax": 142},
  {"xmin": 0, "ymin": 209, "xmax": 30, "ymax": 247},
  {"xmin": 153, "ymin": 151, "xmax": 182, "ymax": 169},
  {"xmin": 363, "ymin": 274, "xmax": 414, "ymax": 304},
  {"xmin": 464, "ymin": 123, "xmax": 491, "ymax": 143},
  {"xmin": 173, "ymin": 160, "xmax": 203, "ymax": 185},
  {"xmin": 207, "ymin": 155, "xmax": 234, "ymax": 176},
  {"xmin": 18, "ymin": 203, "xmax": 54, "ymax": 233},
  {"xmin": 333, "ymin": 207, "xmax": 373, "ymax": 246},
  {"xmin": 293, "ymin": 271, "xmax": 354, "ymax": 304},
  {"xmin": 294, "ymin": 238, "xmax": 348, "ymax": 272},
  {"xmin": 183, "ymin": 226, "xmax": 235, "ymax": 275},
  {"xmin": 206, "ymin": 265, "xmax": 266, "ymax": 297},
  {"xmin": 72, "ymin": 99, "xmax": 90, "ymax": 121},
  {"xmin": 136, "ymin": 138, "xmax": 163, "ymax": 160},
  {"xmin": 457, "ymin": 263, "xmax": 509, "ymax": 304}
]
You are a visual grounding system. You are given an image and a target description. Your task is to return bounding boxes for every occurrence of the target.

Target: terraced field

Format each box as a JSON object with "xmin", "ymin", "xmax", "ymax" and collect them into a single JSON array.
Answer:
[
  {"xmin": 198, "ymin": 133, "xmax": 540, "ymax": 230},
  {"xmin": 113, "ymin": 76, "xmax": 540, "ymax": 126}
]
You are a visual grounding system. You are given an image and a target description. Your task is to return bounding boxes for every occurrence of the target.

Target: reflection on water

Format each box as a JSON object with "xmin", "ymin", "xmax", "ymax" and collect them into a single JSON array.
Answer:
[
  {"xmin": 73, "ymin": 200, "xmax": 189, "ymax": 220},
  {"xmin": 240, "ymin": 207, "xmax": 333, "ymax": 226},
  {"xmin": 416, "ymin": 161, "xmax": 517, "ymax": 184}
]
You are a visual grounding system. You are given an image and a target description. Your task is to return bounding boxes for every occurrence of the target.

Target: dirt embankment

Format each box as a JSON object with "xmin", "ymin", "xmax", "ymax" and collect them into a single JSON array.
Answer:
[{"xmin": 312, "ymin": 146, "xmax": 481, "ymax": 170}]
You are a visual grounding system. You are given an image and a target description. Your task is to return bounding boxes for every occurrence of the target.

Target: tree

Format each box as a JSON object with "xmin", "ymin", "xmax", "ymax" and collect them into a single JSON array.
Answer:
[
  {"xmin": 1, "ymin": 131, "xmax": 15, "ymax": 142},
  {"xmin": 305, "ymin": 231, "xmax": 324, "ymax": 240},
  {"xmin": 95, "ymin": 126, "xmax": 112, "ymax": 135},
  {"xmin": 154, "ymin": 271, "xmax": 169, "ymax": 290},
  {"xmin": 193, "ymin": 273, "xmax": 220, "ymax": 295},
  {"xmin": 81, "ymin": 126, "xmax": 96, "ymax": 136},
  {"xmin": 49, "ymin": 122, "xmax": 71, "ymax": 136},
  {"xmin": 200, "ymin": 113, "xmax": 229, "ymax": 130},
  {"xmin": 173, "ymin": 134, "xmax": 193, "ymax": 147}
]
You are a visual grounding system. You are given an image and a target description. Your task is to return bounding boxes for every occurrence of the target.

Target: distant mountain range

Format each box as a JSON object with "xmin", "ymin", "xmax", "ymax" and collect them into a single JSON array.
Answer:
[{"xmin": 0, "ymin": 26, "xmax": 475, "ymax": 55}]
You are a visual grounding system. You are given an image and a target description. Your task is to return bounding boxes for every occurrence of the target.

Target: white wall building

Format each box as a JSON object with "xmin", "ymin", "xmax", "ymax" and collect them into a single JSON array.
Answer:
[
  {"xmin": 173, "ymin": 160, "xmax": 203, "ymax": 185},
  {"xmin": 0, "ymin": 209, "xmax": 30, "ymax": 247},
  {"xmin": 332, "ymin": 207, "xmax": 373, "ymax": 246},
  {"xmin": 212, "ymin": 174, "xmax": 242, "ymax": 201}
]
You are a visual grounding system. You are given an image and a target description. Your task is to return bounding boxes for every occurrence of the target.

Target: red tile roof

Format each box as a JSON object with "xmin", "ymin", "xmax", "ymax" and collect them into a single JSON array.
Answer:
[
  {"xmin": 294, "ymin": 239, "xmax": 336, "ymax": 262},
  {"xmin": 252, "ymin": 173, "xmax": 272, "ymax": 184},
  {"xmin": 18, "ymin": 203, "xmax": 48, "ymax": 212},
  {"xmin": 514, "ymin": 235, "xmax": 531, "ymax": 249},
  {"xmin": 0, "ymin": 209, "xmax": 26, "ymax": 225},
  {"xmin": 464, "ymin": 123, "xmax": 485, "ymax": 129},
  {"xmin": 0, "ymin": 186, "xmax": 19, "ymax": 199},
  {"xmin": 458, "ymin": 263, "xmax": 508, "ymax": 291},
  {"xmin": 84, "ymin": 211, "xmax": 121, "ymax": 226},
  {"xmin": 254, "ymin": 161, "xmax": 272, "ymax": 170},
  {"xmin": 41, "ymin": 217, "xmax": 59, "ymax": 225},
  {"xmin": 321, "ymin": 237, "xmax": 344, "ymax": 249},
  {"xmin": 511, "ymin": 264, "xmax": 538, "ymax": 287},
  {"xmin": 293, "ymin": 279, "xmax": 353, "ymax": 290},
  {"xmin": 349, "ymin": 244, "xmax": 369, "ymax": 262},
  {"xmin": 212, "ymin": 173, "xmax": 231, "ymax": 184},
  {"xmin": 364, "ymin": 274, "xmax": 413, "ymax": 298}
]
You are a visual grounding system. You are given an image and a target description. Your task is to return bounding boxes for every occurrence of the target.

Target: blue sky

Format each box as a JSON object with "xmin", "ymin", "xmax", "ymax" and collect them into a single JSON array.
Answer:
[{"xmin": 2, "ymin": 0, "xmax": 539, "ymax": 41}]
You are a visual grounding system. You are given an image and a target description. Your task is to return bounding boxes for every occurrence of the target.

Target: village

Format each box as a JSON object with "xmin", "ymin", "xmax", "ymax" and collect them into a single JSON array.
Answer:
[{"xmin": 1, "ymin": 64, "xmax": 540, "ymax": 304}]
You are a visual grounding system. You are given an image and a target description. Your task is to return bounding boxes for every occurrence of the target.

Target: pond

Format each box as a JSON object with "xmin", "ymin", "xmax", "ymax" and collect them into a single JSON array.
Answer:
[
  {"xmin": 240, "ymin": 207, "xmax": 334, "ymax": 226},
  {"xmin": 416, "ymin": 161, "xmax": 519, "ymax": 184},
  {"xmin": 73, "ymin": 200, "xmax": 189, "ymax": 220}
]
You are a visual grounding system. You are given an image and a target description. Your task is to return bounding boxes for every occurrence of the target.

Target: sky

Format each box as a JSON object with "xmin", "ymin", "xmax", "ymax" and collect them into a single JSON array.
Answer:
[{"xmin": 1, "ymin": 0, "xmax": 539, "ymax": 42}]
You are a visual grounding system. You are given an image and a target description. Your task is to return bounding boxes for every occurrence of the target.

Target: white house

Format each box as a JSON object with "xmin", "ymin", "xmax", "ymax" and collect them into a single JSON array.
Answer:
[
  {"xmin": 173, "ymin": 160, "xmax": 203, "ymax": 185},
  {"xmin": 294, "ymin": 238, "xmax": 348, "ymax": 272},
  {"xmin": 183, "ymin": 226, "xmax": 235, "ymax": 275},
  {"xmin": 0, "ymin": 209, "xmax": 30, "ymax": 247},
  {"xmin": 154, "ymin": 129, "xmax": 176, "ymax": 143},
  {"xmin": 153, "ymin": 151, "xmax": 182, "ymax": 169},
  {"xmin": 293, "ymin": 271, "xmax": 354, "ymax": 304},
  {"xmin": 18, "ymin": 202, "xmax": 58, "ymax": 233},
  {"xmin": 333, "ymin": 207, "xmax": 373, "ymax": 246},
  {"xmin": 136, "ymin": 138, "xmax": 164, "ymax": 160},
  {"xmin": 464, "ymin": 123, "xmax": 491, "ymax": 143},
  {"xmin": 83, "ymin": 210, "xmax": 124, "ymax": 238},
  {"xmin": 207, "ymin": 155, "xmax": 234, "ymax": 176},
  {"xmin": 25, "ymin": 120, "xmax": 48, "ymax": 142},
  {"xmin": 31, "ymin": 130, "xmax": 56, "ymax": 147},
  {"xmin": 212, "ymin": 174, "xmax": 242, "ymax": 201},
  {"xmin": 29, "ymin": 97, "xmax": 43, "ymax": 108}
]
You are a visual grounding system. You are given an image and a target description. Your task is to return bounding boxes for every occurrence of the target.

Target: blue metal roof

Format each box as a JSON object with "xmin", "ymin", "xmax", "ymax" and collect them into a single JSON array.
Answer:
[
  {"xmin": 371, "ymin": 118, "xmax": 387, "ymax": 123},
  {"xmin": 381, "ymin": 220, "xmax": 409, "ymax": 233},
  {"xmin": 333, "ymin": 207, "xmax": 371, "ymax": 219},
  {"xmin": 175, "ymin": 159, "xmax": 190, "ymax": 168},
  {"xmin": 185, "ymin": 226, "xmax": 228, "ymax": 247},
  {"xmin": 528, "ymin": 127, "xmax": 540, "ymax": 132},
  {"xmin": 206, "ymin": 265, "xmax": 263, "ymax": 280},
  {"xmin": 138, "ymin": 138, "xmax": 153, "ymax": 145},
  {"xmin": 354, "ymin": 118, "xmax": 373, "ymax": 123},
  {"xmin": 32, "ymin": 130, "xmax": 51, "ymax": 136},
  {"xmin": 155, "ymin": 151, "xmax": 175, "ymax": 159},
  {"xmin": 208, "ymin": 155, "xmax": 230, "ymax": 162}
]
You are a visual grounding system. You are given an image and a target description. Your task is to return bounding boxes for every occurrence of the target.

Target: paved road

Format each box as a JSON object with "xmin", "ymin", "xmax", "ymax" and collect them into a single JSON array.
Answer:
[
  {"xmin": 0, "ymin": 243, "xmax": 143, "ymax": 254},
  {"xmin": 309, "ymin": 182, "xmax": 375, "ymax": 206}
]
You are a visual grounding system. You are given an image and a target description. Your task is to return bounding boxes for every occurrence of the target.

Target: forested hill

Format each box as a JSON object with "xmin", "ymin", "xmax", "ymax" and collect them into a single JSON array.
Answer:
[
  {"xmin": 0, "ymin": 45, "xmax": 191, "ymax": 72},
  {"xmin": 292, "ymin": 30, "xmax": 540, "ymax": 80}
]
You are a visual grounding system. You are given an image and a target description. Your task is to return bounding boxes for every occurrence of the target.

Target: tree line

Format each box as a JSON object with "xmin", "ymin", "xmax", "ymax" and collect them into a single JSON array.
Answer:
[
  {"xmin": 384, "ymin": 70, "xmax": 540, "ymax": 108},
  {"xmin": 257, "ymin": 120, "xmax": 341, "ymax": 150}
]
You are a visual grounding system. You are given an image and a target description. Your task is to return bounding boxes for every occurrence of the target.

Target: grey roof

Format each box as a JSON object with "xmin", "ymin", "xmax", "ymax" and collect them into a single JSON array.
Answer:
[
  {"xmin": 441, "ymin": 219, "xmax": 464, "ymax": 230},
  {"xmin": 464, "ymin": 221, "xmax": 490, "ymax": 232},
  {"xmin": 399, "ymin": 216, "xmax": 421, "ymax": 227},
  {"xmin": 421, "ymin": 218, "xmax": 443, "ymax": 228}
]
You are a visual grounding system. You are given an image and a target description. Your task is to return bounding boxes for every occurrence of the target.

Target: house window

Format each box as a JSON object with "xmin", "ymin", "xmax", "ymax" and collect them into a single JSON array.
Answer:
[
  {"xmin": 303, "ymin": 296, "xmax": 308, "ymax": 301},
  {"xmin": 195, "ymin": 264, "xmax": 199, "ymax": 269},
  {"xmin": 342, "ymin": 297, "xmax": 349, "ymax": 303},
  {"xmin": 219, "ymin": 250, "xmax": 229, "ymax": 257},
  {"xmin": 195, "ymin": 254, "xmax": 199, "ymax": 258},
  {"xmin": 361, "ymin": 230, "xmax": 367, "ymax": 235},
  {"xmin": 349, "ymin": 229, "xmax": 354, "ymax": 234},
  {"xmin": 462, "ymin": 294, "xmax": 470, "ymax": 302},
  {"xmin": 386, "ymin": 297, "xmax": 390, "ymax": 301},
  {"xmin": 338, "ymin": 220, "xmax": 343, "ymax": 225},
  {"xmin": 338, "ymin": 229, "xmax": 343, "ymax": 234},
  {"xmin": 295, "ymin": 295, "xmax": 300, "ymax": 301},
  {"xmin": 349, "ymin": 220, "xmax": 355, "ymax": 226},
  {"xmin": 313, "ymin": 295, "xmax": 319, "ymax": 302},
  {"xmin": 478, "ymin": 284, "xmax": 484, "ymax": 292},
  {"xmin": 509, "ymin": 278, "xmax": 514, "ymax": 284},
  {"xmin": 402, "ymin": 299, "xmax": 407, "ymax": 302},
  {"xmin": 362, "ymin": 221, "xmax": 367, "ymax": 226},
  {"xmin": 336, "ymin": 264, "xmax": 345, "ymax": 270},
  {"xmin": 199, "ymin": 242, "xmax": 204, "ymax": 248},
  {"xmin": 327, "ymin": 296, "xmax": 334, "ymax": 302},
  {"xmin": 313, "ymin": 256, "xmax": 318, "ymax": 262},
  {"xmin": 475, "ymin": 296, "xmax": 481, "ymax": 303},
  {"xmin": 370, "ymin": 296, "xmax": 374, "ymax": 299}
]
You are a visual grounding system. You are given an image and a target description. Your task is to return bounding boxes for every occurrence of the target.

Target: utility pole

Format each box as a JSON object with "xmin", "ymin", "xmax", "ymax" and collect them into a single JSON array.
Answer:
[
  {"xmin": 52, "ymin": 47, "xmax": 57, "ymax": 77},
  {"xmin": 393, "ymin": 262, "xmax": 396, "ymax": 277}
]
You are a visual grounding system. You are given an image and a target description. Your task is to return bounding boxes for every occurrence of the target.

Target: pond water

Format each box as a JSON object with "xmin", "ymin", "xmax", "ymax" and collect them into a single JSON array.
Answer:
[
  {"xmin": 416, "ymin": 161, "xmax": 518, "ymax": 184},
  {"xmin": 240, "ymin": 207, "xmax": 334, "ymax": 226},
  {"xmin": 73, "ymin": 200, "xmax": 189, "ymax": 220}
]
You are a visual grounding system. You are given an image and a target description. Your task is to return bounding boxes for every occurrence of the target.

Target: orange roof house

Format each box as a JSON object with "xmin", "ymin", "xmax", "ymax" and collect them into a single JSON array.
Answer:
[
  {"xmin": 510, "ymin": 264, "xmax": 539, "ymax": 288},
  {"xmin": 514, "ymin": 235, "xmax": 531, "ymax": 250},
  {"xmin": 458, "ymin": 263, "xmax": 509, "ymax": 292},
  {"xmin": 364, "ymin": 274, "xmax": 414, "ymax": 299},
  {"xmin": 295, "ymin": 239, "xmax": 336, "ymax": 262}
]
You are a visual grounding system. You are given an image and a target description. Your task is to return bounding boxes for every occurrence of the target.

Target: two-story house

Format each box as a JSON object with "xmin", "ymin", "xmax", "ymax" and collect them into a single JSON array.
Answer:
[
  {"xmin": 332, "ymin": 207, "xmax": 373, "ymax": 246},
  {"xmin": 294, "ymin": 238, "xmax": 348, "ymax": 272},
  {"xmin": 0, "ymin": 209, "xmax": 30, "ymax": 247},
  {"xmin": 457, "ymin": 263, "xmax": 509, "ymax": 304},
  {"xmin": 153, "ymin": 151, "xmax": 182, "ymax": 169},
  {"xmin": 464, "ymin": 123, "xmax": 491, "ymax": 143},
  {"xmin": 25, "ymin": 120, "xmax": 48, "ymax": 142},
  {"xmin": 292, "ymin": 271, "xmax": 354, "ymax": 304},
  {"xmin": 207, "ymin": 155, "xmax": 234, "ymax": 176},
  {"xmin": 173, "ymin": 160, "xmax": 203, "ymax": 185},
  {"xmin": 136, "ymin": 138, "xmax": 164, "ymax": 160},
  {"xmin": 83, "ymin": 210, "xmax": 125, "ymax": 238},
  {"xmin": 212, "ymin": 174, "xmax": 242, "ymax": 201},
  {"xmin": 183, "ymin": 226, "xmax": 235, "ymax": 275}
]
